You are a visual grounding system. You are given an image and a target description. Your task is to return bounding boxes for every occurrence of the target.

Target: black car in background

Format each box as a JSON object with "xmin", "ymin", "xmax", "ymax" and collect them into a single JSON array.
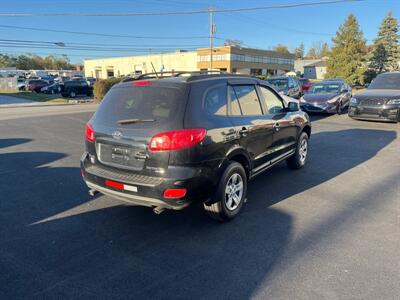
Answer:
[
  {"xmin": 81, "ymin": 72, "xmax": 311, "ymax": 221},
  {"xmin": 265, "ymin": 76, "xmax": 301, "ymax": 98},
  {"xmin": 300, "ymin": 79, "xmax": 352, "ymax": 114},
  {"xmin": 349, "ymin": 72, "xmax": 400, "ymax": 122},
  {"xmin": 60, "ymin": 80, "xmax": 93, "ymax": 98}
]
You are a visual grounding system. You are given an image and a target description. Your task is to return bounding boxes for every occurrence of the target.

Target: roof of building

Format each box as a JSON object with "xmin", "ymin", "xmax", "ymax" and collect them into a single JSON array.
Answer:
[{"xmin": 304, "ymin": 60, "xmax": 327, "ymax": 68}]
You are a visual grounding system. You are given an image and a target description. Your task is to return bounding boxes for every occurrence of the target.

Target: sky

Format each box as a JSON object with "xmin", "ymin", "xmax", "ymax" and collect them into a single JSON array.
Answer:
[{"xmin": 0, "ymin": 0, "xmax": 399, "ymax": 63}]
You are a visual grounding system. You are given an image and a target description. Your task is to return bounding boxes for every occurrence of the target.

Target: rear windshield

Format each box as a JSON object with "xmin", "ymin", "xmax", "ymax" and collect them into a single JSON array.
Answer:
[
  {"xmin": 266, "ymin": 78, "xmax": 288, "ymax": 89},
  {"xmin": 94, "ymin": 85, "xmax": 185, "ymax": 126},
  {"xmin": 369, "ymin": 73, "xmax": 400, "ymax": 90}
]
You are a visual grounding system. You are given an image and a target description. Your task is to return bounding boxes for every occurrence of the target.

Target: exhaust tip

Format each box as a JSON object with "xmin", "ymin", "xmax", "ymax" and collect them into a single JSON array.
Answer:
[
  {"xmin": 88, "ymin": 189, "xmax": 98, "ymax": 197},
  {"xmin": 153, "ymin": 206, "xmax": 165, "ymax": 215}
]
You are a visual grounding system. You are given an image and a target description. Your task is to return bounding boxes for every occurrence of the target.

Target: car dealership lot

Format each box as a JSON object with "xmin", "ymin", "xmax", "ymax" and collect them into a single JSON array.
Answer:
[{"xmin": 0, "ymin": 106, "xmax": 399, "ymax": 299}]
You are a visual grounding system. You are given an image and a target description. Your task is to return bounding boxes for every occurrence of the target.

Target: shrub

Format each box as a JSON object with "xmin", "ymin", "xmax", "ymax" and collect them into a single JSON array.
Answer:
[{"xmin": 93, "ymin": 77, "xmax": 124, "ymax": 103}]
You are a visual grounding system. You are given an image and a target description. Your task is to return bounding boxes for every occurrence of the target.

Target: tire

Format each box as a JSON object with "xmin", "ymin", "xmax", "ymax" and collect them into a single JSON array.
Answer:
[
  {"xmin": 286, "ymin": 132, "xmax": 309, "ymax": 170},
  {"xmin": 69, "ymin": 90, "xmax": 76, "ymax": 98},
  {"xmin": 203, "ymin": 162, "xmax": 247, "ymax": 222},
  {"xmin": 336, "ymin": 101, "xmax": 342, "ymax": 115}
]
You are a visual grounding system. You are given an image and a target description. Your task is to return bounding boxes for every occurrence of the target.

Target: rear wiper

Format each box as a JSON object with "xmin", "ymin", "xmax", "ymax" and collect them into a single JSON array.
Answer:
[{"xmin": 117, "ymin": 118, "xmax": 156, "ymax": 125}]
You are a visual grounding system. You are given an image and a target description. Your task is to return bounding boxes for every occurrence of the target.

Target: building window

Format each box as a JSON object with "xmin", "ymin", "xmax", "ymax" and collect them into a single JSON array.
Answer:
[{"xmin": 106, "ymin": 68, "xmax": 114, "ymax": 78}]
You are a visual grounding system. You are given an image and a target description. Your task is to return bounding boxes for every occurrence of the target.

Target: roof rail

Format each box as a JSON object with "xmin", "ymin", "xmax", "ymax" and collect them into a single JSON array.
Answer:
[{"xmin": 121, "ymin": 70, "xmax": 228, "ymax": 82}]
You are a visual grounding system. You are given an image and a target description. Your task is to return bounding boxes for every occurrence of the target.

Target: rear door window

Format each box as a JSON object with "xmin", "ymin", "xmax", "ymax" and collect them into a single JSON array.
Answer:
[
  {"xmin": 231, "ymin": 85, "xmax": 263, "ymax": 116},
  {"xmin": 94, "ymin": 85, "xmax": 185, "ymax": 126},
  {"xmin": 203, "ymin": 85, "xmax": 227, "ymax": 116}
]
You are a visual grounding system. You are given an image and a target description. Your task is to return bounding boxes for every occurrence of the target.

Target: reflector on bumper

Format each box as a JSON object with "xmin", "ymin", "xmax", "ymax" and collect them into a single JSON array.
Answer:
[{"xmin": 105, "ymin": 179, "xmax": 138, "ymax": 192}]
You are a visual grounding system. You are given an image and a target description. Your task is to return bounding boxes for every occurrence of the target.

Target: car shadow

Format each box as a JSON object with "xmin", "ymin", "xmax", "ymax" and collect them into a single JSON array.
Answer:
[
  {"xmin": 0, "ymin": 138, "xmax": 32, "ymax": 149},
  {"xmin": 0, "ymin": 128, "xmax": 397, "ymax": 299}
]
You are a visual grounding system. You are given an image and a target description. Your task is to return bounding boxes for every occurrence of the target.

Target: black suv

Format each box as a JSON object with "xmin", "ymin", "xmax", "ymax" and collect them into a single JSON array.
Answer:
[
  {"xmin": 61, "ymin": 80, "xmax": 93, "ymax": 98},
  {"xmin": 81, "ymin": 72, "xmax": 311, "ymax": 221}
]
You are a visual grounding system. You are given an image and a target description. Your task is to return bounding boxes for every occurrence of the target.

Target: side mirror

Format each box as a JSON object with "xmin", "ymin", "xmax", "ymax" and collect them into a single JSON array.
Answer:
[{"xmin": 287, "ymin": 101, "xmax": 299, "ymax": 112}]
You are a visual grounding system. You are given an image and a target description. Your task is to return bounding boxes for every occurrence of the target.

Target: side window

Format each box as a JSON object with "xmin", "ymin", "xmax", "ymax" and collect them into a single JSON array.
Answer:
[
  {"xmin": 259, "ymin": 86, "xmax": 284, "ymax": 114},
  {"xmin": 288, "ymin": 78, "xmax": 295, "ymax": 88},
  {"xmin": 232, "ymin": 85, "xmax": 263, "ymax": 116},
  {"xmin": 203, "ymin": 85, "xmax": 228, "ymax": 116},
  {"xmin": 228, "ymin": 86, "xmax": 242, "ymax": 116}
]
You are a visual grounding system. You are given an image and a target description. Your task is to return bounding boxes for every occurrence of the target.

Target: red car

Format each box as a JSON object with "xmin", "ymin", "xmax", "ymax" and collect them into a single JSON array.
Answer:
[
  {"xmin": 27, "ymin": 79, "xmax": 49, "ymax": 93},
  {"xmin": 299, "ymin": 78, "xmax": 312, "ymax": 94}
]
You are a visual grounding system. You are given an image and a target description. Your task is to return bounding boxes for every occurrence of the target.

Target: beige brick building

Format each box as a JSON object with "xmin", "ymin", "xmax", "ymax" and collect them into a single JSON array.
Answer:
[{"xmin": 84, "ymin": 46, "xmax": 295, "ymax": 79}]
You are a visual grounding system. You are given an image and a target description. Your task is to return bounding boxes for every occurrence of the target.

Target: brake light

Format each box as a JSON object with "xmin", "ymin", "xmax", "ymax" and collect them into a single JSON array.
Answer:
[
  {"xmin": 85, "ymin": 123, "xmax": 95, "ymax": 143},
  {"xmin": 133, "ymin": 80, "xmax": 152, "ymax": 86},
  {"xmin": 149, "ymin": 128, "xmax": 207, "ymax": 151},
  {"xmin": 163, "ymin": 188, "xmax": 187, "ymax": 199}
]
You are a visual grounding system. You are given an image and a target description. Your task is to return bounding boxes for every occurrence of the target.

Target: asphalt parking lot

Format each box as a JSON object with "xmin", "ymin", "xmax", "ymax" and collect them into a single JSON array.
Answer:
[{"xmin": 0, "ymin": 105, "xmax": 399, "ymax": 299}]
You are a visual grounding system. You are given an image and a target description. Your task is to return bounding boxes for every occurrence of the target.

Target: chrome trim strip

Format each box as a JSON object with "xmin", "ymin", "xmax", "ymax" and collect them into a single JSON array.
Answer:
[
  {"xmin": 254, "ymin": 141, "xmax": 296, "ymax": 160},
  {"xmin": 252, "ymin": 149, "xmax": 295, "ymax": 176}
]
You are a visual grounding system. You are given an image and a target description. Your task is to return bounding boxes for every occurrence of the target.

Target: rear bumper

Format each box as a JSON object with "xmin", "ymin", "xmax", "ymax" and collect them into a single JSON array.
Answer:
[
  {"xmin": 81, "ymin": 152, "xmax": 220, "ymax": 210},
  {"xmin": 348, "ymin": 105, "xmax": 399, "ymax": 122}
]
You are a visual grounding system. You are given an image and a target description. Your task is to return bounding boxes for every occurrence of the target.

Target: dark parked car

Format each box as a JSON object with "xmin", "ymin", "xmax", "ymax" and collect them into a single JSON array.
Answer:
[
  {"xmin": 86, "ymin": 77, "xmax": 96, "ymax": 87},
  {"xmin": 300, "ymin": 79, "xmax": 352, "ymax": 114},
  {"xmin": 265, "ymin": 76, "xmax": 301, "ymax": 98},
  {"xmin": 349, "ymin": 72, "xmax": 400, "ymax": 122},
  {"xmin": 60, "ymin": 80, "xmax": 93, "ymax": 98},
  {"xmin": 299, "ymin": 78, "xmax": 312, "ymax": 94},
  {"xmin": 27, "ymin": 79, "xmax": 49, "ymax": 93},
  {"xmin": 81, "ymin": 72, "xmax": 311, "ymax": 221},
  {"xmin": 41, "ymin": 82, "xmax": 61, "ymax": 94}
]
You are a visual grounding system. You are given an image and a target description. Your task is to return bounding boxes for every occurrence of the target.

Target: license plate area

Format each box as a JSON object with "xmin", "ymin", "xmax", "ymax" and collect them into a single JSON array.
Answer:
[{"xmin": 97, "ymin": 142, "xmax": 145, "ymax": 170}]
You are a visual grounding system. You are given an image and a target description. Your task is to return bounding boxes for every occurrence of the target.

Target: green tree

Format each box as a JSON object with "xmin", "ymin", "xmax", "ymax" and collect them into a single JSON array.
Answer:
[
  {"xmin": 294, "ymin": 43, "xmax": 305, "ymax": 59},
  {"xmin": 273, "ymin": 44, "xmax": 290, "ymax": 54},
  {"xmin": 326, "ymin": 14, "xmax": 367, "ymax": 84},
  {"xmin": 370, "ymin": 11, "xmax": 399, "ymax": 72},
  {"xmin": 320, "ymin": 42, "xmax": 331, "ymax": 57},
  {"xmin": 369, "ymin": 44, "xmax": 387, "ymax": 73}
]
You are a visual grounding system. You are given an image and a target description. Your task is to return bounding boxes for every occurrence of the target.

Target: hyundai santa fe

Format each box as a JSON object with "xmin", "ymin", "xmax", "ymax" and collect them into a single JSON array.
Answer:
[{"xmin": 81, "ymin": 72, "xmax": 311, "ymax": 221}]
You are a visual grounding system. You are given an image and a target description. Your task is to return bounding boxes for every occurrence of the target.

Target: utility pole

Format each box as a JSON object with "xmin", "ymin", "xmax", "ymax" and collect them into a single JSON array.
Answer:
[{"xmin": 208, "ymin": 6, "xmax": 215, "ymax": 71}]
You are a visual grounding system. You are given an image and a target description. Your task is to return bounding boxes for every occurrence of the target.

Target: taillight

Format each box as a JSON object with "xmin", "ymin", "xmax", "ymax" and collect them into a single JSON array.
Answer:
[
  {"xmin": 149, "ymin": 128, "xmax": 207, "ymax": 151},
  {"xmin": 85, "ymin": 122, "xmax": 95, "ymax": 143},
  {"xmin": 163, "ymin": 188, "xmax": 187, "ymax": 199}
]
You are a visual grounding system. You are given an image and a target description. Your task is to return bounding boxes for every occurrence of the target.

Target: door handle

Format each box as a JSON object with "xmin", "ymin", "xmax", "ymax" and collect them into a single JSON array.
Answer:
[
  {"xmin": 273, "ymin": 123, "xmax": 280, "ymax": 131},
  {"xmin": 239, "ymin": 127, "xmax": 249, "ymax": 136}
]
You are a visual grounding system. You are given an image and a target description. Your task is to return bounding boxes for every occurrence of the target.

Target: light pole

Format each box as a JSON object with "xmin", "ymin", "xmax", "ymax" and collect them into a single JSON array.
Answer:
[{"xmin": 208, "ymin": 6, "xmax": 215, "ymax": 71}]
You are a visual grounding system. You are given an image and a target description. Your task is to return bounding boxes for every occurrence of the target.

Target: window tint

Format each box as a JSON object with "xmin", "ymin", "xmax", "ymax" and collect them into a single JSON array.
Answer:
[
  {"xmin": 228, "ymin": 86, "xmax": 242, "ymax": 116},
  {"xmin": 259, "ymin": 86, "xmax": 284, "ymax": 114},
  {"xmin": 204, "ymin": 85, "xmax": 227, "ymax": 116},
  {"xmin": 232, "ymin": 85, "xmax": 262, "ymax": 116}
]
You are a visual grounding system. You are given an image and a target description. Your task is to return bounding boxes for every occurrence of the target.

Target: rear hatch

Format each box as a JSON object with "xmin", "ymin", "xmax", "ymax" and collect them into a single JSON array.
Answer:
[{"xmin": 90, "ymin": 80, "xmax": 188, "ymax": 176}]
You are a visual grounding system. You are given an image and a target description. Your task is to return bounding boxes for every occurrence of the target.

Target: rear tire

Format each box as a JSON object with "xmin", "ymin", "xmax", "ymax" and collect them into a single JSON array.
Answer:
[
  {"xmin": 203, "ymin": 162, "xmax": 247, "ymax": 222},
  {"xmin": 286, "ymin": 132, "xmax": 309, "ymax": 170},
  {"xmin": 69, "ymin": 90, "xmax": 76, "ymax": 98}
]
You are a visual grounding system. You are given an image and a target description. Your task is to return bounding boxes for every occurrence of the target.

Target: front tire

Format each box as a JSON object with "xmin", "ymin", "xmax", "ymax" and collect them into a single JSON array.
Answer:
[
  {"xmin": 286, "ymin": 132, "xmax": 309, "ymax": 169},
  {"xmin": 336, "ymin": 101, "xmax": 343, "ymax": 115},
  {"xmin": 203, "ymin": 162, "xmax": 247, "ymax": 222}
]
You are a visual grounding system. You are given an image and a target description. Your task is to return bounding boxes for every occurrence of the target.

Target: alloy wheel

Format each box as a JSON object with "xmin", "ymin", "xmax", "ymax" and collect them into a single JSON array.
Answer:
[
  {"xmin": 224, "ymin": 173, "xmax": 244, "ymax": 211},
  {"xmin": 299, "ymin": 138, "xmax": 308, "ymax": 163}
]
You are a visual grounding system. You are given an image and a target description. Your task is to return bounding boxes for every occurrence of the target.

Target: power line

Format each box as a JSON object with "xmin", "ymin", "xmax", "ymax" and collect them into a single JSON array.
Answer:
[
  {"xmin": 0, "ymin": 0, "xmax": 364, "ymax": 17},
  {"xmin": 0, "ymin": 44, "xmax": 201, "ymax": 52},
  {"xmin": 0, "ymin": 38, "xmax": 209, "ymax": 48},
  {"xmin": 0, "ymin": 24, "xmax": 210, "ymax": 40}
]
